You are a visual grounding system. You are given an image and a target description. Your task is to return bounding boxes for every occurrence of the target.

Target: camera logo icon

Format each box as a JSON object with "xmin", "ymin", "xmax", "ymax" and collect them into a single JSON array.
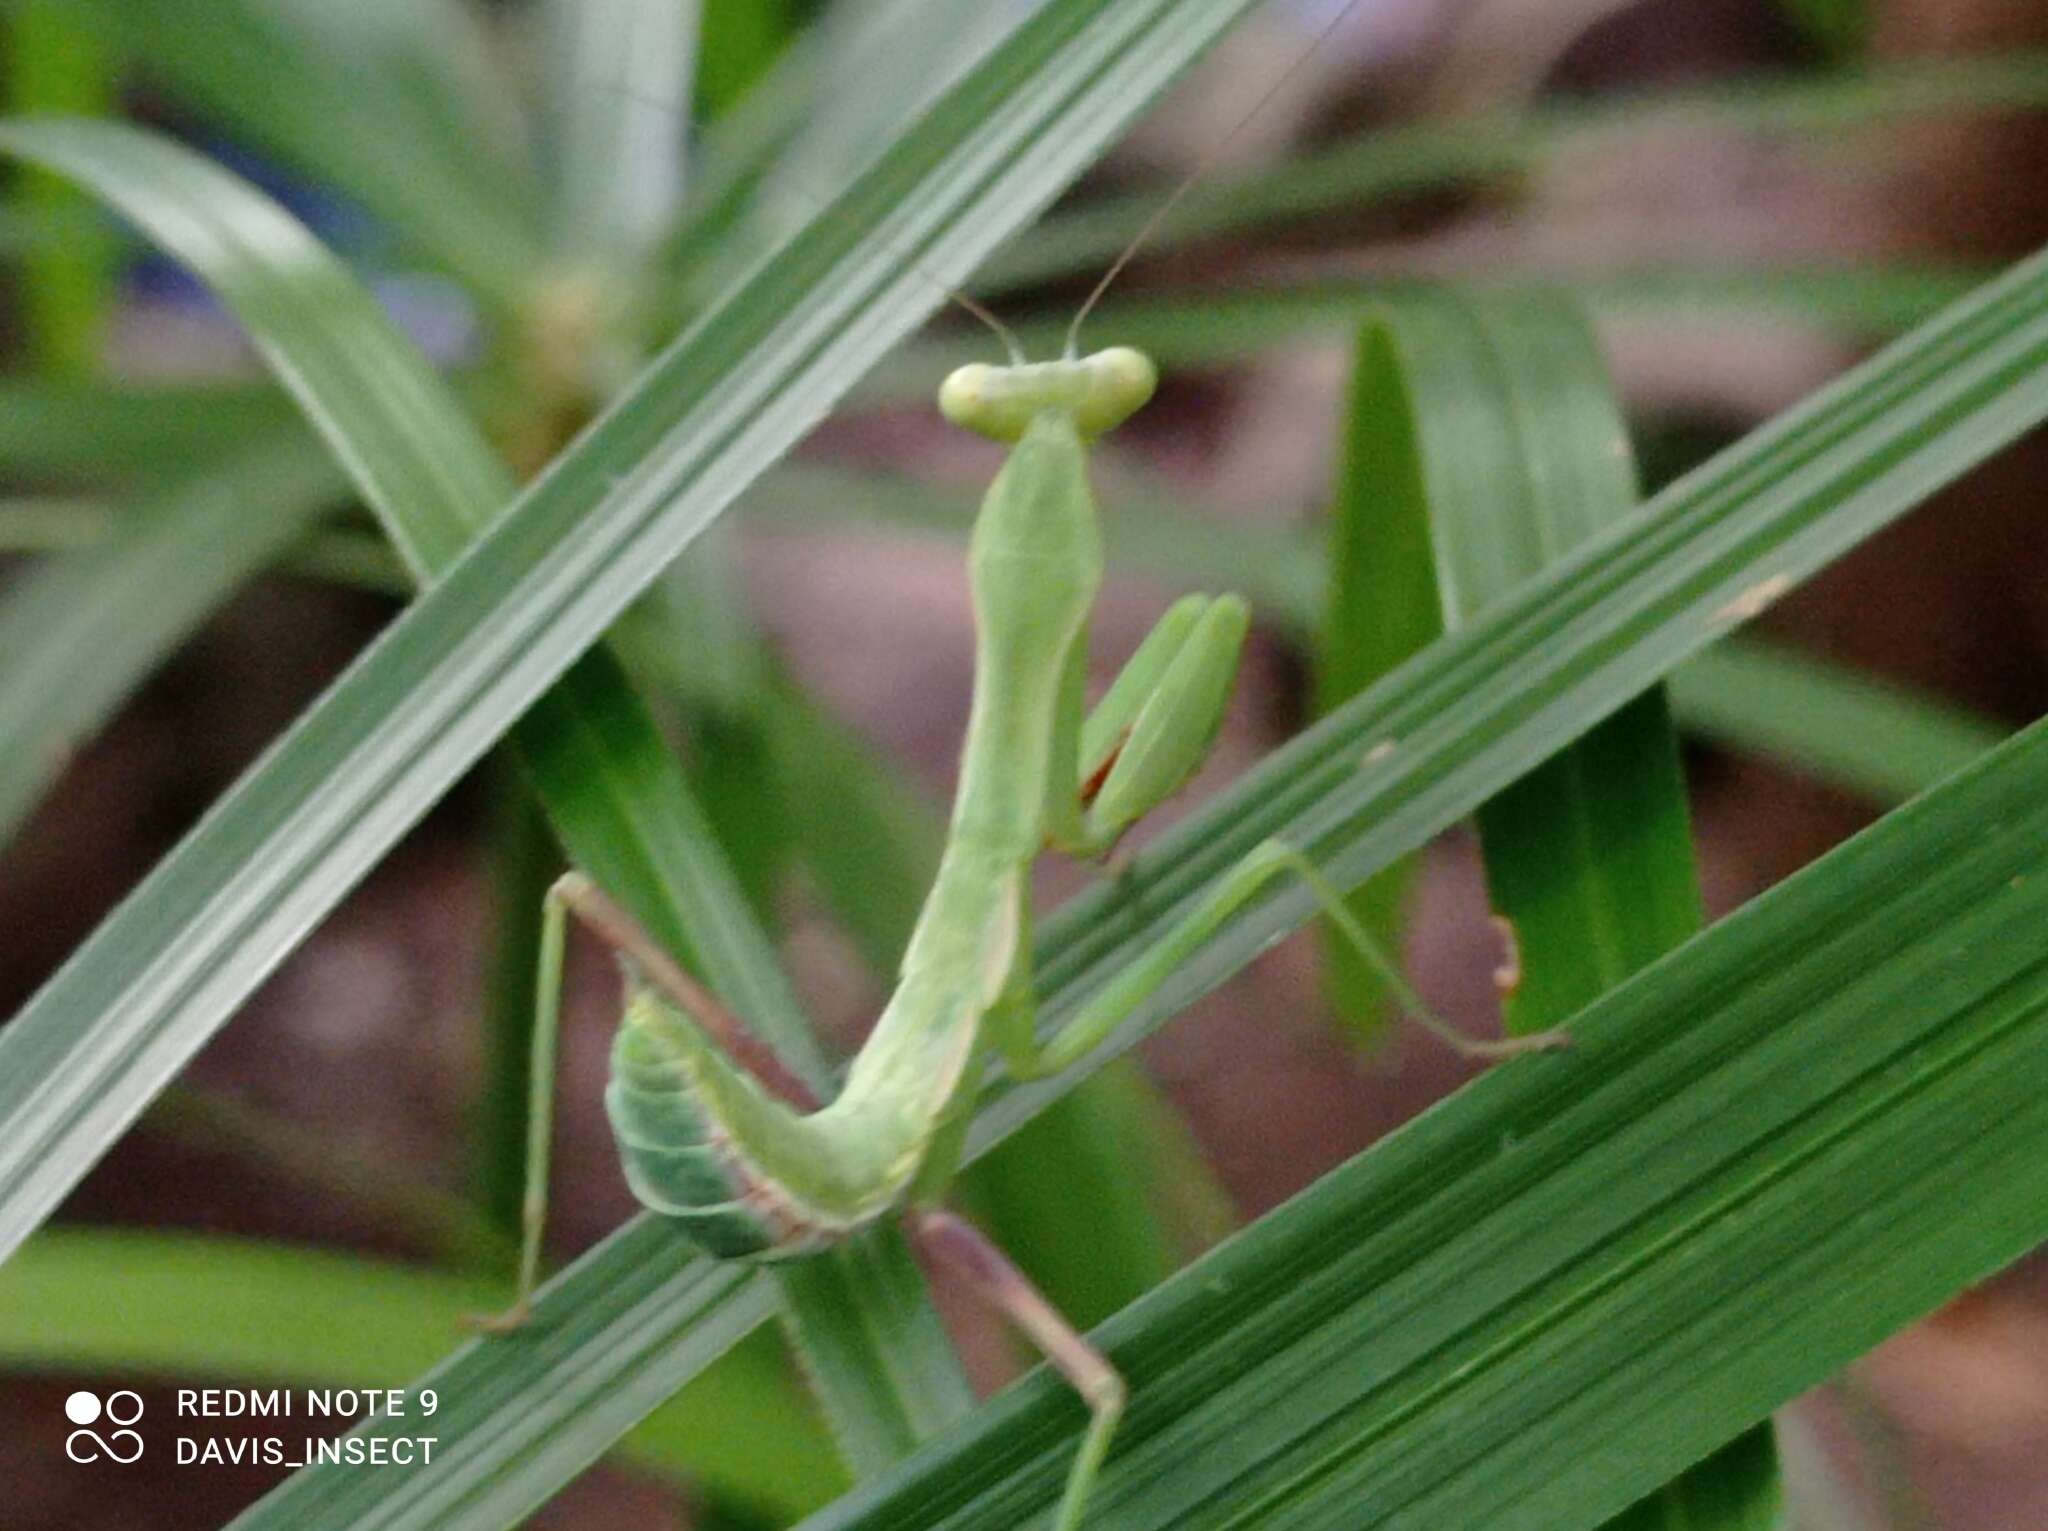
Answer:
[{"xmin": 65, "ymin": 1390, "xmax": 144, "ymax": 1463}]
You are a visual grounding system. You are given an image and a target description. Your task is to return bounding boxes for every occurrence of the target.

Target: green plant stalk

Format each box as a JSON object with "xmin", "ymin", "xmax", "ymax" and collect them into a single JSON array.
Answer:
[
  {"xmin": 6, "ymin": 0, "xmax": 114, "ymax": 374},
  {"xmin": 477, "ymin": 772, "xmax": 560, "ymax": 1249}
]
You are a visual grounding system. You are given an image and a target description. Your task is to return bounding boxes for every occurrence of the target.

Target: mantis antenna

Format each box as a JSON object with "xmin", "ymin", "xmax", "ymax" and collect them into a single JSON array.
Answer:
[{"xmin": 1064, "ymin": 0, "xmax": 1373, "ymax": 357}]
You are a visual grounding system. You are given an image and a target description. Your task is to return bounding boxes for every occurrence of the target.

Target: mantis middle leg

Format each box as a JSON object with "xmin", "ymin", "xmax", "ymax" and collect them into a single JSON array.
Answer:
[{"xmin": 993, "ymin": 838, "xmax": 1572, "ymax": 1083}]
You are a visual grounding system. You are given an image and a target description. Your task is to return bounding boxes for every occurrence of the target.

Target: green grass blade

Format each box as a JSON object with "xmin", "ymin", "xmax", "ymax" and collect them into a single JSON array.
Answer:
[
  {"xmin": 756, "ymin": 676, "xmax": 947, "ymax": 979},
  {"xmin": 866, "ymin": 267, "xmax": 1988, "ymax": 405},
  {"xmin": 1375, "ymin": 291, "xmax": 1768, "ymax": 1525},
  {"xmin": 814, "ymin": 711, "xmax": 2048, "ymax": 1528},
  {"xmin": 234, "ymin": 238, "xmax": 2048, "ymax": 1531},
  {"xmin": 1386, "ymin": 293, "xmax": 1705, "ymax": 1029},
  {"xmin": 475, "ymin": 773, "xmax": 559, "ymax": 1247},
  {"xmin": 0, "ymin": 112, "xmax": 830, "ymax": 1081},
  {"xmin": 0, "ymin": 122, "xmax": 507, "ymax": 574},
  {"xmin": 1308, "ymin": 321, "xmax": 1443, "ymax": 1041},
  {"xmin": 0, "ymin": 438, "xmax": 343, "ymax": 849},
  {"xmin": 0, "ymin": 1229, "xmax": 842, "ymax": 1520},
  {"xmin": 696, "ymin": 0, "xmax": 799, "ymax": 120}
]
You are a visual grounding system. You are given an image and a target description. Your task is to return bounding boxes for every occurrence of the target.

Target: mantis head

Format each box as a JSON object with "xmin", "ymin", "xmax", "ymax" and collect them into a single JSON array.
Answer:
[{"xmin": 938, "ymin": 346, "xmax": 1158, "ymax": 443}]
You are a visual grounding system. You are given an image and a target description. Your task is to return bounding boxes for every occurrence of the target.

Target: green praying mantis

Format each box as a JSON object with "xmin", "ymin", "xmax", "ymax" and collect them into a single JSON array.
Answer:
[
  {"xmin": 475, "ymin": 10, "xmax": 1571, "ymax": 1528},
  {"xmin": 478, "ymin": 324, "xmax": 1568, "ymax": 1526}
]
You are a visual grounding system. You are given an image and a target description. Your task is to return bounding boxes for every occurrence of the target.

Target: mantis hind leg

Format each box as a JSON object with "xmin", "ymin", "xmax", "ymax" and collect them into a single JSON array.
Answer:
[
  {"xmin": 468, "ymin": 873, "xmax": 813, "ymax": 1334},
  {"xmin": 907, "ymin": 1208, "xmax": 1125, "ymax": 1531},
  {"xmin": 997, "ymin": 839, "xmax": 1571, "ymax": 1082},
  {"xmin": 465, "ymin": 874, "xmax": 574, "ymax": 1333}
]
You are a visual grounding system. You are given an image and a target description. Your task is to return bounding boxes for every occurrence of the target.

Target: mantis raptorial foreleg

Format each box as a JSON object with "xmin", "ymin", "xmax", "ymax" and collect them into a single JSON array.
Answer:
[{"xmin": 1054, "ymin": 592, "xmax": 1250, "ymax": 859}]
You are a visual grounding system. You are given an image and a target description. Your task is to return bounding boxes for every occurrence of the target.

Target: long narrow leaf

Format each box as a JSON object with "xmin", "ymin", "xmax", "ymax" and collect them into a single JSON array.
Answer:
[
  {"xmin": 1671, "ymin": 639, "xmax": 2007, "ymax": 802},
  {"xmin": 1379, "ymin": 292, "xmax": 1768, "ymax": 1527},
  {"xmin": 0, "ymin": 112, "xmax": 831, "ymax": 1124}
]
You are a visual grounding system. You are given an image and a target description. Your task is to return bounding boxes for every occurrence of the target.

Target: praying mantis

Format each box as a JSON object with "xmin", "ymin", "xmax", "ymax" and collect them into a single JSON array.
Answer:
[
  {"xmin": 473, "ymin": 9, "xmax": 1571, "ymax": 1529},
  {"xmin": 478, "ymin": 329, "xmax": 1568, "ymax": 1527}
]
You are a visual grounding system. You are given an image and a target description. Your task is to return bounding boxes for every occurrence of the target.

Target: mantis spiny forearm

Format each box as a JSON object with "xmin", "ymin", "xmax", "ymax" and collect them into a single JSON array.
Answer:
[{"xmin": 481, "ymin": 341, "xmax": 1565, "ymax": 1530}]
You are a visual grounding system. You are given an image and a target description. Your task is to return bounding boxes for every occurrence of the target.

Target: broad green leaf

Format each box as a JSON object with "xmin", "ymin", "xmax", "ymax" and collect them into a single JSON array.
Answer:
[{"xmin": 237, "ymin": 235, "xmax": 2048, "ymax": 1531}]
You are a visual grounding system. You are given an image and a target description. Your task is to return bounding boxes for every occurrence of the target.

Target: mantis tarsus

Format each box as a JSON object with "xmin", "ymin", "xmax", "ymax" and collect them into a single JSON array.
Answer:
[{"xmin": 480, "ymin": 336, "xmax": 1568, "ymax": 1525}]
